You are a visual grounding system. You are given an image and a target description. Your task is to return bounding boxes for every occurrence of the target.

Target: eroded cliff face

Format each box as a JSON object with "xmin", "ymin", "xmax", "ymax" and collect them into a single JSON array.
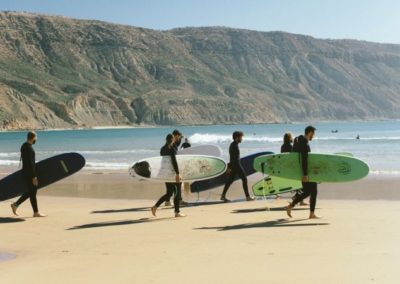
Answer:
[{"xmin": 0, "ymin": 12, "xmax": 399, "ymax": 130}]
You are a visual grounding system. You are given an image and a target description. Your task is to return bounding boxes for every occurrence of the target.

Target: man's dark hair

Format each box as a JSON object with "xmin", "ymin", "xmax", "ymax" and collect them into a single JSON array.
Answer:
[
  {"xmin": 305, "ymin": 126, "xmax": 316, "ymax": 135},
  {"xmin": 232, "ymin": 131, "xmax": 244, "ymax": 140},
  {"xmin": 172, "ymin": 129, "xmax": 182, "ymax": 136},
  {"xmin": 27, "ymin": 131, "xmax": 36, "ymax": 141},
  {"xmin": 165, "ymin": 133, "xmax": 174, "ymax": 145}
]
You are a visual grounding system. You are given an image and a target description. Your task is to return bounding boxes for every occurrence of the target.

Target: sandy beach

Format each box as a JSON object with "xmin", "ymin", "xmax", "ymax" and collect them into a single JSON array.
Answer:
[{"xmin": 0, "ymin": 171, "xmax": 399, "ymax": 283}]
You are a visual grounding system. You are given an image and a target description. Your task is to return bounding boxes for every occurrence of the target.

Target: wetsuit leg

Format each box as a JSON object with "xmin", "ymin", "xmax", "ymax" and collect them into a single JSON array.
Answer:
[
  {"xmin": 237, "ymin": 166, "xmax": 250, "ymax": 197},
  {"xmin": 15, "ymin": 179, "xmax": 38, "ymax": 212},
  {"xmin": 155, "ymin": 183, "xmax": 175, "ymax": 207},
  {"xmin": 173, "ymin": 183, "xmax": 181, "ymax": 213},
  {"xmin": 290, "ymin": 182, "xmax": 312, "ymax": 207},
  {"xmin": 165, "ymin": 183, "xmax": 174, "ymax": 202},
  {"xmin": 222, "ymin": 168, "xmax": 237, "ymax": 197},
  {"xmin": 308, "ymin": 182, "xmax": 318, "ymax": 212}
]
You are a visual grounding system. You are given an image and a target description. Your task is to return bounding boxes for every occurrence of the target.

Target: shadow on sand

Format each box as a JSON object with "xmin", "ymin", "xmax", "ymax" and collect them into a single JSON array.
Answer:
[
  {"xmin": 231, "ymin": 206, "xmax": 319, "ymax": 214},
  {"xmin": 90, "ymin": 200, "xmax": 237, "ymax": 215},
  {"xmin": 0, "ymin": 217, "xmax": 25, "ymax": 224},
  {"xmin": 67, "ymin": 217, "xmax": 175, "ymax": 230},
  {"xmin": 194, "ymin": 218, "xmax": 330, "ymax": 231}
]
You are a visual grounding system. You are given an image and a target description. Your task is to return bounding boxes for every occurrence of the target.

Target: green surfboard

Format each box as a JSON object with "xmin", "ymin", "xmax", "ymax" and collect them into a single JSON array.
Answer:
[
  {"xmin": 252, "ymin": 176, "xmax": 303, "ymax": 197},
  {"xmin": 254, "ymin": 153, "xmax": 369, "ymax": 183}
]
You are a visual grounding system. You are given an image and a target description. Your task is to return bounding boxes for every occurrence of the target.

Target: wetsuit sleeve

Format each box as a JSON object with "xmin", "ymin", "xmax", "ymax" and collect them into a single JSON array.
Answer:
[
  {"xmin": 170, "ymin": 153, "xmax": 180, "ymax": 175},
  {"xmin": 228, "ymin": 143, "xmax": 238, "ymax": 169},
  {"xmin": 300, "ymin": 151, "xmax": 308, "ymax": 176}
]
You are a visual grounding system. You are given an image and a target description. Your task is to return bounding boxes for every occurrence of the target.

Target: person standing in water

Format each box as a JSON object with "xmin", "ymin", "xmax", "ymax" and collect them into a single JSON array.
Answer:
[
  {"xmin": 286, "ymin": 126, "xmax": 320, "ymax": 219},
  {"xmin": 181, "ymin": 138, "xmax": 191, "ymax": 149},
  {"xmin": 11, "ymin": 131, "xmax": 46, "ymax": 217},
  {"xmin": 221, "ymin": 131, "xmax": 255, "ymax": 202},
  {"xmin": 281, "ymin": 132, "xmax": 308, "ymax": 206},
  {"xmin": 151, "ymin": 134, "xmax": 185, "ymax": 218}
]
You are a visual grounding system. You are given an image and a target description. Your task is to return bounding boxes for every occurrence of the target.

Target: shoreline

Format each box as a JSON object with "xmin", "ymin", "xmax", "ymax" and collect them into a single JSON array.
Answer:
[
  {"xmin": 1, "ymin": 169, "xmax": 400, "ymax": 201},
  {"xmin": 0, "ymin": 119, "xmax": 399, "ymax": 132}
]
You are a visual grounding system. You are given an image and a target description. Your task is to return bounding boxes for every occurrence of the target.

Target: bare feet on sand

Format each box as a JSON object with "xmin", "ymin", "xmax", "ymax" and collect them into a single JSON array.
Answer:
[
  {"xmin": 11, "ymin": 204, "xmax": 18, "ymax": 216},
  {"xmin": 300, "ymin": 201, "xmax": 309, "ymax": 206},
  {"xmin": 309, "ymin": 213, "xmax": 321, "ymax": 219},
  {"xmin": 175, "ymin": 213, "xmax": 186, "ymax": 218},
  {"xmin": 246, "ymin": 196, "xmax": 255, "ymax": 201},
  {"xmin": 285, "ymin": 205, "xmax": 293, "ymax": 218},
  {"xmin": 151, "ymin": 206, "xmax": 157, "ymax": 217},
  {"xmin": 33, "ymin": 212, "xmax": 47, "ymax": 217}
]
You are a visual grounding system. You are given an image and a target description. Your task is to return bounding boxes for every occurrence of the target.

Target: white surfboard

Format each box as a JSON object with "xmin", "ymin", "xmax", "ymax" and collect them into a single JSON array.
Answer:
[
  {"xmin": 129, "ymin": 155, "xmax": 227, "ymax": 182},
  {"xmin": 178, "ymin": 145, "xmax": 223, "ymax": 157}
]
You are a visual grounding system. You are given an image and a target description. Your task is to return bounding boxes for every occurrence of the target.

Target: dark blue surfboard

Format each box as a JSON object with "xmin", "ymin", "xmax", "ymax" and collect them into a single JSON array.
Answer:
[
  {"xmin": 190, "ymin": 151, "xmax": 273, "ymax": 193},
  {"xmin": 0, "ymin": 153, "xmax": 85, "ymax": 201}
]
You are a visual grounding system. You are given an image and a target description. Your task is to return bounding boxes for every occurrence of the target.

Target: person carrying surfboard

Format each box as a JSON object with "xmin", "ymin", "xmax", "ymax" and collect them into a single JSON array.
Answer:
[
  {"xmin": 221, "ymin": 131, "xmax": 255, "ymax": 202},
  {"xmin": 285, "ymin": 126, "xmax": 320, "ymax": 219},
  {"xmin": 11, "ymin": 131, "xmax": 47, "ymax": 217},
  {"xmin": 281, "ymin": 132, "xmax": 308, "ymax": 206},
  {"xmin": 151, "ymin": 134, "xmax": 186, "ymax": 218}
]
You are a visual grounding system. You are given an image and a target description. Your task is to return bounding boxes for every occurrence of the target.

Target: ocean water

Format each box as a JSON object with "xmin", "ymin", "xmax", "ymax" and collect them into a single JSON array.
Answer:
[{"xmin": 0, "ymin": 121, "xmax": 399, "ymax": 175}]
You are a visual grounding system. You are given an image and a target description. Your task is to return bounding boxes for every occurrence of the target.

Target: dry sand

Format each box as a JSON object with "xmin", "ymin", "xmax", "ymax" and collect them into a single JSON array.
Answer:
[{"xmin": 0, "ymin": 171, "xmax": 399, "ymax": 283}]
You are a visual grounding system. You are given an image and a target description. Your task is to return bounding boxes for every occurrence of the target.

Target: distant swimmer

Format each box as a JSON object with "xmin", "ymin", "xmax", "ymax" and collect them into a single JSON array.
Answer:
[
  {"xmin": 220, "ymin": 131, "xmax": 255, "ymax": 202},
  {"xmin": 331, "ymin": 130, "xmax": 338, "ymax": 133},
  {"xmin": 181, "ymin": 138, "xmax": 191, "ymax": 149},
  {"xmin": 356, "ymin": 135, "xmax": 360, "ymax": 140},
  {"xmin": 286, "ymin": 126, "xmax": 320, "ymax": 219},
  {"xmin": 11, "ymin": 131, "xmax": 47, "ymax": 217}
]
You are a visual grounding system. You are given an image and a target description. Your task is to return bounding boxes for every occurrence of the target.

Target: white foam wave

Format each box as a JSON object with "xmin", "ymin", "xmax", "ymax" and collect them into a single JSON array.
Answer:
[
  {"xmin": 188, "ymin": 133, "xmax": 282, "ymax": 144},
  {"xmin": 0, "ymin": 160, "xmax": 20, "ymax": 166},
  {"xmin": 85, "ymin": 162, "xmax": 131, "ymax": 170},
  {"xmin": 0, "ymin": 152, "xmax": 20, "ymax": 158},
  {"xmin": 370, "ymin": 170, "xmax": 400, "ymax": 176}
]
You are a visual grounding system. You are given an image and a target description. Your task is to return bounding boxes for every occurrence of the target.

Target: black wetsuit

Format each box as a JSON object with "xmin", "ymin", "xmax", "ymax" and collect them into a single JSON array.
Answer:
[
  {"xmin": 222, "ymin": 141, "xmax": 250, "ymax": 198},
  {"xmin": 181, "ymin": 142, "xmax": 191, "ymax": 149},
  {"xmin": 15, "ymin": 142, "xmax": 38, "ymax": 212},
  {"xmin": 165, "ymin": 139, "xmax": 183, "ymax": 203},
  {"xmin": 155, "ymin": 144, "xmax": 181, "ymax": 213},
  {"xmin": 290, "ymin": 135, "xmax": 317, "ymax": 212},
  {"xmin": 280, "ymin": 142, "xmax": 292, "ymax": 153}
]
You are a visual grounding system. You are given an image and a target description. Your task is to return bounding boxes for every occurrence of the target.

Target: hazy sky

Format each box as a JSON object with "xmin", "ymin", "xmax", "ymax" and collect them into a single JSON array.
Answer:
[{"xmin": 1, "ymin": 0, "xmax": 399, "ymax": 44}]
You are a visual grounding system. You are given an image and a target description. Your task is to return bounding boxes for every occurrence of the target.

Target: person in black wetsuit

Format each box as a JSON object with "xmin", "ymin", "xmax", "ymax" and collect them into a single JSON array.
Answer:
[
  {"xmin": 181, "ymin": 138, "xmax": 191, "ymax": 149},
  {"xmin": 221, "ymin": 131, "xmax": 255, "ymax": 202},
  {"xmin": 151, "ymin": 134, "xmax": 186, "ymax": 218},
  {"xmin": 11, "ymin": 131, "xmax": 46, "ymax": 217},
  {"xmin": 281, "ymin": 132, "xmax": 293, "ymax": 153},
  {"xmin": 281, "ymin": 132, "xmax": 308, "ymax": 206},
  {"xmin": 286, "ymin": 126, "xmax": 320, "ymax": 219}
]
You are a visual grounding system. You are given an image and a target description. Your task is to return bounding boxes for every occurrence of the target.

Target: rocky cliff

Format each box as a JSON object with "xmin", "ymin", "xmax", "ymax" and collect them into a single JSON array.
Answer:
[{"xmin": 1, "ymin": 12, "xmax": 399, "ymax": 130}]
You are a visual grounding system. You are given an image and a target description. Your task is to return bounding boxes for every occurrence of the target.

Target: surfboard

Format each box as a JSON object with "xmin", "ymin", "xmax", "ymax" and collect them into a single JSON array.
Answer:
[
  {"xmin": 252, "ymin": 176, "xmax": 303, "ymax": 197},
  {"xmin": 0, "ymin": 153, "xmax": 86, "ymax": 201},
  {"xmin": 129, "ymin": 155, "xmax": 227, "ymax": 182},
  {"xmin": 178, "ymin": 145, "xmax": 223, "ymax": 157},
  {"xmin": 190, "ymin": 151, "xmax": 274, "ymax": 192},
  {"xmin": 254, "ymin": 153, "xmax": 369, "ymax": 183}
]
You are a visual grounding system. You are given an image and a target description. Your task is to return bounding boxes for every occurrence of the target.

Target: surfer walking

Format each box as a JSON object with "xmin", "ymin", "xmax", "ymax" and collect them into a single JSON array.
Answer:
[
  {"xmin": 286, "ymin": 126, "xmax": 320, "ymax": 219},
  {"xmin": 220, "ymin": 131, "xmax": 255, "ymax": 202},
  {"xmin": 281, "ymin": 132, "xmax": 308, "ymax": 206},
  {"xmin": 11, "ymin": 131, "xmax": 47, "ymax": 217},
  {"xmin": 151, "ymin": 134, "xmax": 186, "ymax": 218}
]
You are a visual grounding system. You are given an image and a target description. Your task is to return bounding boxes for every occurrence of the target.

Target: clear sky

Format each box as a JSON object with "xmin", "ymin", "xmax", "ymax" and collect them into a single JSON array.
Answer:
[{"xmin": 1, "ymin": 0, "xmax": 399, "ymax": 44}]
